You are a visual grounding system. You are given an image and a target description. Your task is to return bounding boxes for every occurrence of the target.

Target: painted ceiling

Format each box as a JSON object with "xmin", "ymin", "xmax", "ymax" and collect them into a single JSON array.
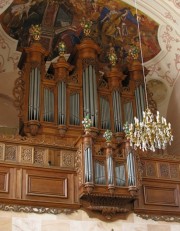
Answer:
[{"xmin": 1, "ymin": 0, "xmax": 160, "ymax": 63}]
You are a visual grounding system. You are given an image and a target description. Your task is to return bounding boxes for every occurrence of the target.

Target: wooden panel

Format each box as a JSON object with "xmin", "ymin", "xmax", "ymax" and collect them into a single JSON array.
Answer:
[
  {"xmin": 0, "ymin": 166, "xmax": 15, "ymax": 199},
  {"xmin": 144, "ymin": 185, "xmax": 178, "ymax": 206},
  {"xmin": 26, "ymin": 175, "xmax": 67, "ymax": 198},
  {"xmin": 22, "ymin": 168, "xmax": 77, "ymax": 204},
  {"xmin": 0, "ymin": 171, "xmax": 9, "ymax": 193}
]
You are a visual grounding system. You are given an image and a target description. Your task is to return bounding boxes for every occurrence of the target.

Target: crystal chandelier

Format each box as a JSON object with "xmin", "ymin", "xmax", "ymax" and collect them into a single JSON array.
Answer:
[
  {"xmin": 124, "ymin": 109, "xmax": 173, "ymax": 152},
  {"xmin": 123, "ymin": 0, "xmax": 173, "ymax": 152}
]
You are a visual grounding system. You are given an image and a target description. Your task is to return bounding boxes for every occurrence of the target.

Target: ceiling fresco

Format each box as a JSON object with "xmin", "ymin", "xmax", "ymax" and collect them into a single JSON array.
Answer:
[{"xmin": 1, "ymin": 0, "xmax": 161, "ymax": 64}]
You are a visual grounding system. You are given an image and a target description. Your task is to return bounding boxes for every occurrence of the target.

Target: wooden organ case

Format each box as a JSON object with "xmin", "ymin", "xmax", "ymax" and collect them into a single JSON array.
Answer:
[{"xmin": 0, "ymin": 34, "xmax": 180, "ymax": 222}]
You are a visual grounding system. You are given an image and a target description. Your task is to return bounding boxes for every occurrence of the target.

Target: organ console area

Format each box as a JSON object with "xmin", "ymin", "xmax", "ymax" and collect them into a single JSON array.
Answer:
[{"xmin": 0, "ymin": 30, "xmax": 180, "ymax": 221}]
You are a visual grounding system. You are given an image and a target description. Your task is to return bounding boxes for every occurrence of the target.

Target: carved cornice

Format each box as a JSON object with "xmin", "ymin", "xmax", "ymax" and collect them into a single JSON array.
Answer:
[
  {"xmin": 137, "ymin": 214, "xmax": 180, "ymax": 223},
  {"xmin": 0, "ymin": 134, "xmax": 76, "ymax": 149},
  {"xmin": 141, "ymin": 150, "xmax": 180, "ymax": 161},
  {"xmin": 0, "ymin": 204, "xmax": 75, "ymax": 215}
]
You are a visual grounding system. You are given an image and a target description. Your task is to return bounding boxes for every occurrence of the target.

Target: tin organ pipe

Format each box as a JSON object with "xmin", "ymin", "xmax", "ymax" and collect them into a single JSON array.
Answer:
[
  {"xmin": 28, "ymin": 68, "xmax": 40, "ymax": 121},
  {"xmin": 84, "ymin": 147, "xmax": 93, "ymax": 183},
  {"xmin": 100, "ymin": 97, "xmax": 104, "ymax": 128},
  {"xmin": 82, "ymin": 65, "xmax": 98, "ymax": 127},
  {"xmin": 124, "ymin": 102, "xmax": 133, "ymax": 124},
  {"xmin": 61, "ymin": 82, "xmax": 64, "ymax": 124},
  {"xmin": 135, "ymin": 88, "xmax": 140, "ymax": 121},
  {"xmin": 107, "ymin": 156, "xmax": 114, "ymax": 185},
  {"xmin": 115, "ymin": 165, "xmax": 125, "ymax": 186},
  {"xmin": 63, "ymin": 82, "xmax": 66, "ymax": 124},
  {"xmin": 112, "ymin": 91, "xmax": 118, "ymax": 132},
  {"xmin": 34, "ymin": 68, "xmax": 38, "ymax": 120},
  {"xmin": 28, "ymin": 71, "xmax": 33, "ymax": 120},
  {"xmin": 83, "ymin": 70, "xmax": 86, "ymax": 115},
  {"xmin": 95, "ymin": 161, "xmax": 99, "ymax": 184},
  {"xmin": 115, "ymin": 91, "xmax": 121, "ymax": 131},
  {"xmin": 117, "ymin": 91, "xmax": 123, "ymax": 131},
  {"xmin": 89, "ymin": 65, "xmax": 95, "ymax": 126},
  {"xmin": 58, "ymin": 83, "xmax": 61, "ymax": 124},
  {"xmin": 93, "ymin": 67, "xmax": 98, "ymax": 127},
  {"xmin": 84, "ymin": 148, "xmax": 89, "ymax": 182},
  {"xmin": 95, "ymin": 162, "xmax": 105, "ymax": 185},
  {"xmin": 72, "ymin": 94, "xmax": 75, "ymax": 124},
  {"xmin": 37, "ymin": 68, "xmax": 40, "ymax": 120},
  {"xmin": 44, "ymin": 88, "xmax": 47, "ymax": 121},
  {"xmin": 77, "ymin": 93, "xmax": 79, "ymax": 125},
  {"xmin": 139, "ymin": 85, "xmax": 145, "ymax": 115},
  {"xmin": 58, "ymin": 82, "xmax": 66, "ymax": 125},
  {"xmin": 85, "ymin": 67, "xmax": 90, "ymax": 116},
  {"xmin": 127, "ymin": 152, "xmax": 136, "ymax": 186},
  {"xmin": 135, "ymin": 86, "xmax": 145, "ymax": 122}
]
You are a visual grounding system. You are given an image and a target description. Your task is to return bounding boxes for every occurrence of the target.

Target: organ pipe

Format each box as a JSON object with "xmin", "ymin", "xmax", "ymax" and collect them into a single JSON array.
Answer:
[
  {"xmin": 28, "ymin": 67, "xmax": 41, "ymax": 121},
  {"xmin": 112, "ymin": 90, "xmax": 122, "ymax": 132},
  {"xmin": 83, "ymin": 65, "xmax": 98, "ymax": 127},
  {"xmin": 127, "ymin": 152, "xmax": 136, "ymax": 186},
  {"xmin": 58, "ymin": 81, "xmax": 66, "ymax": 125}
]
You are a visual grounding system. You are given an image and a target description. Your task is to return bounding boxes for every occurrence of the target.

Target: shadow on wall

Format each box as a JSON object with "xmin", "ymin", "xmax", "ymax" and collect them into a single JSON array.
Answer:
[
  {"xmin": 167, "ymin": 77, "xmax": 180, "ymax": 155},
  {"xmin": 0, "ymin": 94, "xmax": 19, "ymax": 135}
]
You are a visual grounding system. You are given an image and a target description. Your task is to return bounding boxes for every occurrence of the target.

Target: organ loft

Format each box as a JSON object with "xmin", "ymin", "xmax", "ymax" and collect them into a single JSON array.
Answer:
[{"xmin": 0, "ymin": 23, "xmax": 179, "ymax": 221}]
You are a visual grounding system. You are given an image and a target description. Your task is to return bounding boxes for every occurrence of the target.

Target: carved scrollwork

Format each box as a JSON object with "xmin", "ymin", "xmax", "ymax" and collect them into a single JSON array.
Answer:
[
  {"xmin": 82, "ymin": 58, "xmax": 96, "ymax": 70},
  {"xmin": 68, "ymin": 70, "xmax": 79, "ymax": 83},
  {"xmin": 137, "ymin": 214, "xmax": 180, "ymax": 223},
  {"xmin": 13, "ymin": 70, "xmax": 25, "ymax": 116},
  {"xmin": 61, "ymin": 151, "xmax": 74, "ymax": 168},
  {"xmin": 134, "ymin": 152, "xmax": 143, "ymax": 187},
  {"xmin": 0, "ymin": 204, "xmax": 74, "ymax": 215},
  {"xmin": 75, "ymin": 144, "xmax": 83, "ymax": 186},
  {"xmin": 5, "ymin": 145, "xmax": 17, "ymax": 161}
]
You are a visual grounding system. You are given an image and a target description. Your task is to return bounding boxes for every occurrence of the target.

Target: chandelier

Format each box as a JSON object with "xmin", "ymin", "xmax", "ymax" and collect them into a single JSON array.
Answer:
[{"xmin": 123, "ymin": 0, "xmax": 173, "ymax": 152}]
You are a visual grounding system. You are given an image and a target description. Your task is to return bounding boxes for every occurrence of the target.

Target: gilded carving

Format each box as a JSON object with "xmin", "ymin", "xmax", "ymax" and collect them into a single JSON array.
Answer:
[
  {"xmin": 13, "ymin": 71, "xmax": 25, "ymax": 116},
  {"xmin": 0, "ymin": 204, "xmax": 74, "ymax": 215},
  {"xmin": 34, "ymin": 148, "xmax": 48, "ymax": 165},
  {"xmin": 5, "ymin": 145, "xmax": 17, "ymax": 161},
  {"xmin": 20, "ymin": 146, "xmax": 33, "ymax": 164},
  {"xmin": 60, "ymin": 151, "xmax": 74, "ymax": 168}
]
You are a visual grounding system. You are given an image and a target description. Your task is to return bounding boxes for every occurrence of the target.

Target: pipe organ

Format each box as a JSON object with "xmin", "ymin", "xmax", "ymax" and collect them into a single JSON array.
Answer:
[{"xmin": 11, "ymin": 33, "xmax": 154, "ymax": 220}]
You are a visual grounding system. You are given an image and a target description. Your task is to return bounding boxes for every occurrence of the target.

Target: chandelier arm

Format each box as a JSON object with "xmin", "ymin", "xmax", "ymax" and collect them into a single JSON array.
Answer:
[{"xmin": 134, "ymin": 0, "xmax": 149, "ymax": 108}]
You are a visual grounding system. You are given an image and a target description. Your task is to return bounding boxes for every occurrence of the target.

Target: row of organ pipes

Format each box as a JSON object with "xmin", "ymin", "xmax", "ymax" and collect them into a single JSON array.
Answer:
[{"xmin": 22, "ymin": 36, "xmax": 145, "ymax": 191}]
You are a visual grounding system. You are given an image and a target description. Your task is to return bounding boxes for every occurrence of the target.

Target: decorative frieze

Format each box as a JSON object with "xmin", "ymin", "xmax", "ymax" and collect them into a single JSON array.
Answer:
[
  {"xmin": 60, "ymin": 151, "xmax": 74, "ymax": 168},
  {"xmin": 34, "ymin": 148, "xmax": 48, "ymax": 165},
  {"xmin": 137, "ymin": 214, "xmax": 180, "ymax": 223},
  {"xmin": 0, "ymin": 143, "xmax": 4, "ymax": 160},
  {"xmin": 5, "ymin": 145, "xmax": 17, "ymax": 161},
  {"xmin": 0, "ymin": 203, "xmax": 74, "ymax": 215},
  {"xmin": 20, "ymin": 146, "xmax": 33, "ymax": 164}
]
